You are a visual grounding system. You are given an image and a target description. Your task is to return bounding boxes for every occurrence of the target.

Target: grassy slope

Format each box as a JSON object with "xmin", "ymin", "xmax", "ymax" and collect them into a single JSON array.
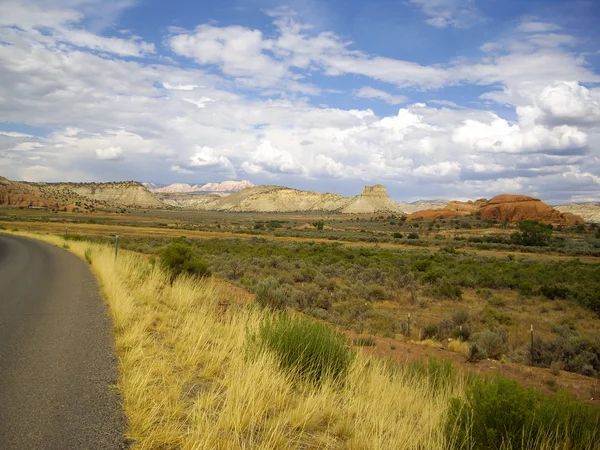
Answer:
[
  {"xmin": 17, "ymin": 231, "xmax": 467, "ymax": 449},
  {"xmin": 10, "ymin": 230, "xmax": 599, "ymax": 450}
]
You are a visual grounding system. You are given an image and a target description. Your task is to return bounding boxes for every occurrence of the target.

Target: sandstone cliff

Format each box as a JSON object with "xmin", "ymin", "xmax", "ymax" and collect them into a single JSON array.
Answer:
[
  {"xmin": 398, "ymin": 199, "xmax": 450, "ymax": 214},
  {"xmin": 341, "ymin": 185, "xmax": 400, "ymax": 214},
  {"xmin": 214, "ymin": 186, "xmax": 351, "ymax": 212},
  {"xmin": 158, "ymin": 184, "xmax": 401, "ymax": 214},
  {"xmin": 555, "ymin": 203, "xmax": 600, "ymax": 223}
]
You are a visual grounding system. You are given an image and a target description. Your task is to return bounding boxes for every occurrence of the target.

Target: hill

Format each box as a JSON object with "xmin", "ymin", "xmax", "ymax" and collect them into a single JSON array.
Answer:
[
  {"xmin": 0, "ymin": 177, "xmax": 104, "ymax": 211},
  {"xmin": 555, "ymin": 202, "xmax": 600, "ymax": 223},
  {"xmin": 57, "ymin": 181, "xmax": 162, "ymax": 208},
  {"xmin": 158, "ymin": 184, "xmax": 401, "ymax": 214},
  {"xmin": 397, "ymin": 199, "xmax": 450, "ymax": 214},
  {"xmin": 408, "ymin": 194, "xmax": 583, "ymax": 224}
]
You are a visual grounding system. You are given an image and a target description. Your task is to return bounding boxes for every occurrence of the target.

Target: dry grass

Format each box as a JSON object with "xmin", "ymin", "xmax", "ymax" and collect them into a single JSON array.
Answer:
[
  {"xmin": 15, "ymin": 230, "xmax": 467, "ymax": 449},
  {"xmin": 448, "ymin": 340, "xmax": 470, "ymax": 357}
]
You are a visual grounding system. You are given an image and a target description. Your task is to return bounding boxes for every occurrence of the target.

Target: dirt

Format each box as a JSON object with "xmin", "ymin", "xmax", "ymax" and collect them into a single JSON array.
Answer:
[{"xmin": 347, "ymin": 331, "xmax": 600, "ymax": 406}]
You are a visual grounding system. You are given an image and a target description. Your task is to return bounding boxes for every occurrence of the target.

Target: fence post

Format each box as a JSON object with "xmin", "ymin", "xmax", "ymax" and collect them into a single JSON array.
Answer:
[
  {"xmin": 115, "ymin": 235, "xmax": 119, "ymax": 259},
  {"xmin": 65, "ymin": 226, "xmax": 68, "ymax": 236},
  {"xmin": 407, "ymin": 313, "xmax": 411, "ymax": 338},
  {"xmin": 530, "ymin": 325, "xmax": 534, "ymax": 366}
]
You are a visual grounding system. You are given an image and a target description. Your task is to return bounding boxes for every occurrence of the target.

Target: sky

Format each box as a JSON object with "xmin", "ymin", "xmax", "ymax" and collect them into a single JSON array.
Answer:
[{"xmin": 0, "ymin": 0, "xmax": 599, "ymax": 203}]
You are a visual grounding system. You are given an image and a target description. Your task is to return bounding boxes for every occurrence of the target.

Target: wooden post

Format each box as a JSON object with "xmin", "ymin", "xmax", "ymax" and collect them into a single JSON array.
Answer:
[
  {"xmin": 115, "ymin": 235, "xmax": 119, "ymax": 259},
  {"xmin": 530, "ymin": 325, "xmax": 534, "ymax": 366},
  {"xmin": 407, "ymin": 313, "xmax": 411, "ymax": 338}
]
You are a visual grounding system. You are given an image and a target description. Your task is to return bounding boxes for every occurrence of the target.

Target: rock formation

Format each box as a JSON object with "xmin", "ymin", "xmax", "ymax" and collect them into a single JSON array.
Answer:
[
  {"xmin": 407, "ymin": 194, "xmax": 583, "ymax": 225},
  {"xmin": 214, "ymin": 186, "xmax": 351, "ymax": 212},
  {"xmin": 555, "ymin": 202, "xmax": 600, "ymax": 223},
  {"xmin": 341, "ymin": 185, "xmax": 400, "ymax": 214},
  {"xmin": 479, "ymin": 195, "xmax": 583, "ymax": 225},
  {"xmin": 159, "ymin": 184, "xmax": 401, "ymax": 214},
  {"xmin": 62, "ymin": 182, "xmax": 162, "ymax": 208},
  {"xmin": 0, "ymin": 177, "xmax": 105, "ymax": 211},
  {"xmin": 397, "ymin": 199, "xmax": 450, "ymax": 214}
]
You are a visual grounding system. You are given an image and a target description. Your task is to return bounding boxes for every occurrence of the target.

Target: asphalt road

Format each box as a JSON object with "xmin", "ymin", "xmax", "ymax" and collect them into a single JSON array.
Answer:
[{"xmin": 0, "ymin": 234, "xmax": 127, "ymax": 449}]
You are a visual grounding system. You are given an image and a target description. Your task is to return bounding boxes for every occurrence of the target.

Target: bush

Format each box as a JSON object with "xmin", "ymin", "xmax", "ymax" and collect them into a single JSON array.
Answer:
[
  {"xmin": 422, "ymin": 324, "xmax": 438, "ymax": 340},
  {"xmin": 255, "ymin": 277, "xmax": 287, "ymax": 310},
  {"xmin": 392, "ymin": 232, "xmax": 403, "ymax": 239},
  {"xmin": 407, "ymin": 232, "xmax": 420, "ymax": 240},
  {"xmin": 467, "ymin": 343, "xmax": 487, "ymax": 362},
  {"xmin": 476, "ymin": 328, "xmax": 508, "ymax": 360},
  {"xmin": 250, "ymin": 313, "xmax": 354, "ymax": 383},
  {"xmin": 311, "ymin": 220, "xmax": 325, "ymax": 230},
  {"xmin": 446, "ymin": 377, "xmax": 600, "ymax": 450},
  {"xmin": 159, "ymin": 242, "xmax": 211, "ymax": 282},
  {"xmin": 452, "ymin": 309, "xmax": 469, "ymax": 326}
]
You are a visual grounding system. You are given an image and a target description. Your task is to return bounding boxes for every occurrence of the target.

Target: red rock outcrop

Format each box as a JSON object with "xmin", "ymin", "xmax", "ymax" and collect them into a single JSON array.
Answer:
[
  {"xmin": 479, "ymin": 195, "xmax": 583, "ymax": 225},
  {"xmin": 407, "ymin": 194, "xmax": 583, "ymax": 225}
]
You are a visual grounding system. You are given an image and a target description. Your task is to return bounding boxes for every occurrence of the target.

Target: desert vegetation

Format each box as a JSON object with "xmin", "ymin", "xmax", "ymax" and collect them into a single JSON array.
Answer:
[{"xmin": 8, "ymin": 229, "xmax": 599, "ymax": 449}]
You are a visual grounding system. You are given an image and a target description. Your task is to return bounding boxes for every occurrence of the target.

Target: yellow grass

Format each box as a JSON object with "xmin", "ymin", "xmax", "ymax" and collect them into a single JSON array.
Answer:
[
  {"xmin": 7, "ymin": 230, "xmax": 470, "ymax": 449},
  {"xmin": 448, "ymin": 340, "xmax": 470, "ymax": 357}
]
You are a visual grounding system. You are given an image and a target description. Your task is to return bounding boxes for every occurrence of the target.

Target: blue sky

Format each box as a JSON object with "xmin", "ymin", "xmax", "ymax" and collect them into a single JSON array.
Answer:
[{"xmin": 0, "ymin": 0, "xmax": 599, "ymax": 202}]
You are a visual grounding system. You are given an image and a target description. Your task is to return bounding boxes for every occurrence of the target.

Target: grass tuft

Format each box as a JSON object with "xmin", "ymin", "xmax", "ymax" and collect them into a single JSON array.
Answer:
[{"xmin": 249, "ymin": 313, "xmax": 354, "ymax": 384}]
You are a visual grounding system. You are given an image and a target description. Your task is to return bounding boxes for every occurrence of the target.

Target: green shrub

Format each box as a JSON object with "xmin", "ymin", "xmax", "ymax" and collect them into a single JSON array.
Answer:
[
  {"xmin": 482, "ymin": 305, "xmax": 512, "ymax": 326},
  {"xmin": 446, "ymin": 377, "xmax": 600, "ymax": 450},
  {"xmin": 467, "ymin": 343, "xmax": 487, "ymax": 362},
  {"xmin": 407, "ymin": 232, "xmax": 420, "ymax": 239},
  {"xmin": 250, "ymin": 313, "xmax": 354, "ymax": 383},
  {"xmin": 159, "ymin": 242, "xmax": 211, "ymax": 282},
  {"xmin": 255, "ymin": 277, "xmax": 287, "ymax": 310},
  {"xmin": 311, "ymin": 220, "xmax": 325, "ymax": 230},
  {"xmin": 476, "ymin": 328, "xmax": 508, "ymax": 360},
  {"xmin": 452, "ymin": 309, "xmax": 469, "ymax": 326},
  {"xmin": 393, "ymin": 232, "xmax": 403, "ymax": 239},
  {"xmin": 353, "ymin": 336, "xmax": 376, "ymax": 346},
  {"xmin": 62, "ymin": 242, "xmax": 70, "ymax": 249},
  {"xmin": 422, "ymin": 324, "xmax": 438, "ymax": 339}
]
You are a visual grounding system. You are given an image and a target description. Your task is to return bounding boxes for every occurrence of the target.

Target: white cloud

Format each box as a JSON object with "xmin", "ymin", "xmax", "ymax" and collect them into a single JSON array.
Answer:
[
  {"xmin": 95, "ymin": 146, "xmax": 124, "ymax": 160},
  {"xmin": 517, "ymin": 21, "xmax": 561, "ymax": 33},
  {"xmin": 409, "ymin": 0, "xmax": 485, "ymax": 29},
  {"xmin": 170, "ymin": 165, "xmax": 193, "ymax": 174},
  {"xmin": 354, "ymin": 86, "xmax": 407, "ymax": 105},
  {"xmin": 0, "ymin": 3, "xmax": 599, "ymax": 202}
]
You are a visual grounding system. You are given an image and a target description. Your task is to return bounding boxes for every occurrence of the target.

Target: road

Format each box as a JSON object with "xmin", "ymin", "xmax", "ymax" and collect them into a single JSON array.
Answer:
[{"xmin": 0, "ymin": 234, "xmax": 127, "ymax": 449}]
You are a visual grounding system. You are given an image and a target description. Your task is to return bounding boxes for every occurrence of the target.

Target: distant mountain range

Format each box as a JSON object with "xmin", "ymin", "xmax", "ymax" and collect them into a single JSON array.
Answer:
[{"xmin": 143, "ymin": 180, "xmax": 255, "ymax": 194}]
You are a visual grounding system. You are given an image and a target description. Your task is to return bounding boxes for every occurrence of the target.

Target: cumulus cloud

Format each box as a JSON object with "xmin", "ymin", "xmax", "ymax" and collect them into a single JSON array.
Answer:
[
  {"xmin": 0, "ymin": 3, "xmax": 599, "ymax": 202},
  {"xmin": 95, "ymin": 146, "xmax": 124, "ymax": 160}
]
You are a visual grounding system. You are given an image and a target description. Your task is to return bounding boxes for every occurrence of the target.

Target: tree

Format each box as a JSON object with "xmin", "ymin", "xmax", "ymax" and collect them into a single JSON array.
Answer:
[{"xmin": 512, "ymin": 220, "xmax": 552, "ymax": 246}]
